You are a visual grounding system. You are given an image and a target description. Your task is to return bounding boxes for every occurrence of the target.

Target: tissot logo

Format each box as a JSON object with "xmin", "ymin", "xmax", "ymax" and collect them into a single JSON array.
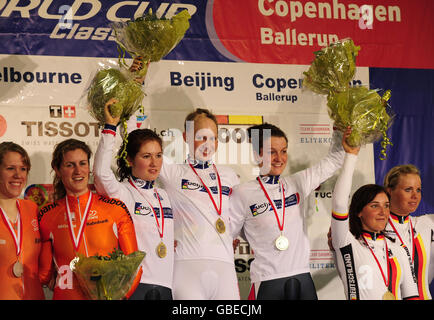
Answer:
[{"xmin": 49, "ymin": 105, "xmax": 76, "ymax": 118}]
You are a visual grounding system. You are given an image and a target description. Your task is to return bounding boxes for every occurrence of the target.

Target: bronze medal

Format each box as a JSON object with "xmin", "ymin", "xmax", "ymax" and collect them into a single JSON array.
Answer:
[
  {"xmin": 216, "ymin": 218, "xmax": 226, "ymax": 234},
  {"xmin": 156, "ymin": 241, "xmax": 167, "ymax": 258},
  {"xmin": 12, "ymin": 260, "xmax": 23, "ymax": 278},
  {"xmin": 382, "ymin": 290, "xmax": 396, "ymax": 300}
]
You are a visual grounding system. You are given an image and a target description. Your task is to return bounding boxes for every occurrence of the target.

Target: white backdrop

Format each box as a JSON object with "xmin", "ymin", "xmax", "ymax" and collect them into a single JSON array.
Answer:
[{"xmin": 0, "ymin": 53, "xmax": 375, "ymax": 299}]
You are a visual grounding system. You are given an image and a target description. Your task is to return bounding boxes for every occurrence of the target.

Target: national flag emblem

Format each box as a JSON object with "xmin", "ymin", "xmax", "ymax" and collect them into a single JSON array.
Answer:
[{"xmin": 63, "ymin": 105, "xmax": 76, "ymax": 118}]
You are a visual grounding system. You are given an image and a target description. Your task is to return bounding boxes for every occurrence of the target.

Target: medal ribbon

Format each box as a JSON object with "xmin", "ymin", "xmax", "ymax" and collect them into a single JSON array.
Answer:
[
  {"xmin": 189, "ymin": 163, "xmax": 222, "ymax": 217},
  {"xmin": 129, "ymin": 178, "xmax": 165, "ymax": 240},
  {"xmin": 0, "ymin": 201, "xmax": 22, "ymax": 256},
  {"xmin": 362, "ymin": 235, "xmax": 390, "ymax": 288},
  {"xmin": 257, "ymin": 176, "xmax": 286, "ymax": 233},
  {"xmin": 388, "ymin": 217, "xmax": 415, "ymax": 262},
  {"xmin": 65, "ymin": 192, "xmax": 93, "ymax": 252}
]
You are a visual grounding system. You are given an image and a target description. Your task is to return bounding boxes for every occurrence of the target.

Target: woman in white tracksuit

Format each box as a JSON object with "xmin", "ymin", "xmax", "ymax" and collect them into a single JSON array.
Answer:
[
  {"xmin": 160, "ymin": 108, "xmax": 240, "ymax": 300},
  {"xmin": 331, "ymin": 143, "xmax": 419, "ymax": 300},
  {"xmin": 230, "ymin": 123, "xmax": 346, "ymax": 300},
  {"xmin": 93, "ymin": 99, "xmax": 174, "ymax": 300}
]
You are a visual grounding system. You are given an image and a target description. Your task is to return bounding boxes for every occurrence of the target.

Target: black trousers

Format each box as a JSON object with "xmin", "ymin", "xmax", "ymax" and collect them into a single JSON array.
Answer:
[
  {"xmin": 128, "ymin": 283, "xmax": 173, "ymax": 300},
  {"xmin": 256, "ymin": 272, "xmax": 318, "ymax": 300}
]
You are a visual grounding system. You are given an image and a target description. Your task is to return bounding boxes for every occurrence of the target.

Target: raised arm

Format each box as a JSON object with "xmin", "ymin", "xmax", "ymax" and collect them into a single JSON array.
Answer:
[
  {"xmin": 92, "ymin": 99, "xmax": 129, "ymax": 200},
  {"xmin": 330, "ymin": 128, "xmax": 360, "ymax": 248}
]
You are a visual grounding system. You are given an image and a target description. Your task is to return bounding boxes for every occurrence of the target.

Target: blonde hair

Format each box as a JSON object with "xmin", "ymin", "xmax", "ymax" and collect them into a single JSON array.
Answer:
[{"xmin": 383, "ymin": 164, "xmax": 420, "ymax": 190}]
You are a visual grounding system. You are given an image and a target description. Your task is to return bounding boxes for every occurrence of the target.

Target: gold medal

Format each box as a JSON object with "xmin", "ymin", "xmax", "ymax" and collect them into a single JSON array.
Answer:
[
  {"xmin": 12, "ymin": 260, "xmax": 23, "ymax": 278},
  {"xmin": 275, "ymin": 234, "xmax": 289, "ymax": 251},
  {"xmin": 215, "ymin": 218, "xmax": 226, "ymax": 234},
  {"xmin": 382, "ymin": 290, "xmax": 396, "ymax": 300},
  {"xmin": 156, "ymin": 241, "xmax": 167, "ymax": 258}
]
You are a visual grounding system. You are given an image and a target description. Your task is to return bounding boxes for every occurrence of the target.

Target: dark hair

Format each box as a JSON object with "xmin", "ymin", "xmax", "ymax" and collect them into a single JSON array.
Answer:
[
  {"xmin": 349, "ymin": 184, "xmax": 390, "ymax": 239},
  {"xmin": 117, "ymin": 129, "xmax": 163, "ymax": 181},
  {"xmin": 184, "ymin": 108, "xmax": 218, "ymax": 132},
  {"xmin": 51, "ymin": 139, "xmax": 92, "ymax": 201},
  {"xmin": 0, "ymin": 141, "xmax": 31, "ymax": 171},
  {"xmin": 247, "ymin": 123, "xmax": 288, "ymax": 154}
]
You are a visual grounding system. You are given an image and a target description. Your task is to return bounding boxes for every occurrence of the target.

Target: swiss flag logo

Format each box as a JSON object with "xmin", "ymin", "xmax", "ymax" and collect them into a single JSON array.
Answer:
[{"xmin": 63, "ymin": 106, "xmax": 76, "ymax": 118}]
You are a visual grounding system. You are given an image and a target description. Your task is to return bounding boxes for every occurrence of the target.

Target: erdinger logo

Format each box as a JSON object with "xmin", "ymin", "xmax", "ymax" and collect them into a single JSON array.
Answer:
[
  {"xmin": 250, "ymin": 202, "xmax": 269, "ymax": 216},
  {"xmin": 181, "ymin": 179, "xmax": 202, "ymax": 190}
]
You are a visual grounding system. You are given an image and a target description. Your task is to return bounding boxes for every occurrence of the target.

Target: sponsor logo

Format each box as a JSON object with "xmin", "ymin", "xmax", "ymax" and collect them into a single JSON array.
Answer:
[
  {"xmin": 249, "ymin": 202, "xmax": 269, "ymax": 216},
  {"xmin": 0, "ymin": 115, "xmax": 7, "ymax": 137},
  {"xmin": 250, "ymin": 193, "xmax": 299, "ymax": 216},
  {"xmin": 299, "ymin": 123, "xmax": 333, "ymax": 144},
  {"xmin": 24, "ymin": 184, "xmax": 50, "ymax": 209},
  {"xmin": 0, "ymin": 239, "xmax": 6, "ymax": 245},
  {"xmin": 87, "ymin": 210, "xmax": 98, "ymax": 220},
  {"xmin": 87, "ymin": 218, "xmax": 108, "ymax": 226},
  {"xmin": 134, "ymin": 203, "xmax": 152, "ymax": 216},
  {"xmin": 63, "ymin": 106, "xmax": 76, "ymax": 118},
  {"xmin": 31, "ymin": 218, "xmax": 39, "ymax": 232},
  {"xmin": 181, "ymin": 179, "xmax": 202, "ymax": 190},
  {"xmin": 19, "ymin": 107, "xmax": 99, "ymax": 138}
]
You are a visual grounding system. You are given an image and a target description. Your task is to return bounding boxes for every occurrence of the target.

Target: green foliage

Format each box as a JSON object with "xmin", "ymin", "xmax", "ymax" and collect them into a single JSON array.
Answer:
[
  {"xmin": 113, "ymin": 9, "xmax": 191, "ymax": 66},
  {"xmin": 72, "ymin": 249, "xmax": 146, "ymax": 300},
  {"xmin": 87, "ymin": 68, "xmax": 144, "ymax": 127},
  {"xmin": 302, "ymin": 39, "xmax": 394, "ymax": 159}
]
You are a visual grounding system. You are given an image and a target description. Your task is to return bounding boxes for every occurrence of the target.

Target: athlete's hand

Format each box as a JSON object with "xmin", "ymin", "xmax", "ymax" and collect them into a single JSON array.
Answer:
[
  {"xmin": 129, "ymin": 56, "xmax": 143, "ymax": 73},
  {"xmin": 174, "ymin": 240, "xmax": 178, "ymax": 252},
  {"xmin": 342, "ymin": 126, "xmax": 360, "ymax": 155},
  {"xmin": 129, "ymin": 56, "xmax": 148, "ymax": 85},
  {"xmin": 104, "ymin": 98, "xmax": 120, "ymax": 126}
]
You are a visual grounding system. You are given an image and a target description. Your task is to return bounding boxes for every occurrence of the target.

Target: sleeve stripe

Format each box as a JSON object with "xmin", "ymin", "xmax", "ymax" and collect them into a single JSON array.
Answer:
[
  {"xmin": 332, "ymin": 210, "xmax": 349, "ymax": 221},
  {"xmin": 102, "ymin": 124, "xmax": 117, "ymax": 136}
]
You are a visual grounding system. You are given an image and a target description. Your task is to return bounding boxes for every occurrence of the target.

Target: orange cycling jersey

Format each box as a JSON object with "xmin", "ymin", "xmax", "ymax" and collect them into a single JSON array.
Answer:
[
  {"xmin": 0, "ymin": 199, "xmax": 44, "ymax": 300},
  {"xmin": 38, "ymin": 190, "xmax": 141, "ymax": 300}
]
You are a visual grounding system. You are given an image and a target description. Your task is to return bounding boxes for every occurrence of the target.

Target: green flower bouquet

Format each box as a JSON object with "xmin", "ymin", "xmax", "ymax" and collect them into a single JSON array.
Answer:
[
  {"xmin": 302, "ymin": 38, "xmax": 394, "ymax": 159},
  {"xmin": 112, "ymin": 9, "xmax": 191, "ymax": 78},
  {"xmin": 86, "ymin": 67, "xmax": 144, "ymax": 127},
  {"xmin": 71, "ymin": 248, "xmax": 145, "ymax": 300}
]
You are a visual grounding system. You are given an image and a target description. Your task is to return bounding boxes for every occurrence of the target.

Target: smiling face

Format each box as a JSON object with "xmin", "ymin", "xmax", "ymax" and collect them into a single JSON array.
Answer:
[
  {"xmin": 0, "ymin": 151, "xmax": 29, "ymax": 200},
  {"xmin": 259, "ymin": 136, "xmax": 288, "ymax": 176},
  {"xmin": 129, "ymin": 140, "xmax": 163, "ymax": 181},
  {"xmin": 184, "ymin": 115, "xmax": 218, "ymax": 162},
  {"xmin": 388, "ymin": 173, "xmax": 421, "ymax": 216},
  {"xmin": 358, "ymin": 192, "xmax": 390, "ymax": 233},
  {"xmin": 54, "ymin": 148, "xmax": 90, "ymax": 197}
]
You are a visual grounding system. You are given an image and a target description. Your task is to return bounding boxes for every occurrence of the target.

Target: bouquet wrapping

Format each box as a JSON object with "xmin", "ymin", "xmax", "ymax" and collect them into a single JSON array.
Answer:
[
  {"xmin": 302, "ymin": 38, "xmax": 394, "ymax": 159},
  {"xmin": 303, "ymin": 38, "xmax": 360, "ymax": 95},
  {"xmin": 112, "ymin": 9, "xmax": 191, "ymax": 77},
  {"xmin": 86, "ymin": 67, "xmax": 144, "ymax": 127},
  {"xmin": 71, "ymin": 249, "xmax": 145, "ymax": 300}
]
